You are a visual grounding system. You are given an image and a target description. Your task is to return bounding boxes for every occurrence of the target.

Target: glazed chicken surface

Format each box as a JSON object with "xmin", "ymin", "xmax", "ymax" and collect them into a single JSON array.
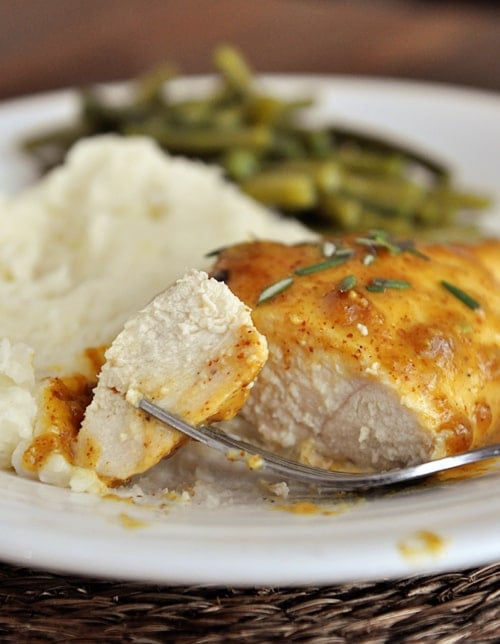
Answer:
[
  {"xmin": 211, "ymin": 235, "xmax": 500, "ymax": 470},
  {"xmin": 75, "ymin": 269, "xmax": 268, "ymax": 483}
]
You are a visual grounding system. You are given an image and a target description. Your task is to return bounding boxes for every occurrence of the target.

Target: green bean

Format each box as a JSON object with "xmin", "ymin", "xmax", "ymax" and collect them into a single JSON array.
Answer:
[
  {"xmin": 337, "ymin": 145, "xmax": 404, "ymax": 176},
  {"xmin": 211, "ymin": 105, "xmax": 245, "ymax": 130},
  {"xmin": 267, "ymin": 159, "xmax": 341, "ymax": 193},
  {"xmin": 339, "ymin": 173, "xmax": 424, "ymax": 216},
  {"xmin": 416, "ymin": 184, "xmax": 490, "ymax": 226},
  {"xmin": 166, "ymin": 99, "xmax": 216, "ymax": 127},
  {"xmin": 320, "ymin": 194, "xmax": 363, "ymax": 229},
  {"xmin": 416, "ymin": 193, "xmax": 453, "ymax": 226},
  {"xmin": 321, "ymin": 193, "xmax": 416, "ymax": 234},
  {"xmin": 247, "ymin": 95, "xmax": 313, "ymax": 126},
  {"xmin": 299, "ymin": 129, "xmax": 335, "ymax": 159},
  {"xmin": 241, "ymin": 170, "xmax": 317, "ymax": 210},
  {"xmin": 125, "ymin": 121, "xmax": 272, "ymax": 155},
  {"xmin": 270, "ymin": 131, "xmax": 307, "ymax": 160},
  {"xmin": 446, "ymin": 190, "xmax": 491, "ymax": 210},
  {"xmin": 20, "ymin": 45, "xmax": 490, "ymax": 238},
  {"xmin": 133, "ymin": 64, "xmax": 177, "ymax": 106},
  {"xmin": 213, "ymin": 44, "xmax": 254, "ymax": 96},
  {"xmin": 222, "ymin": 148, "xmax": 260, "ymax": 181},
  {"xmin": 329, "ymin": 126, "xmax": 449, "ymax": 179}
]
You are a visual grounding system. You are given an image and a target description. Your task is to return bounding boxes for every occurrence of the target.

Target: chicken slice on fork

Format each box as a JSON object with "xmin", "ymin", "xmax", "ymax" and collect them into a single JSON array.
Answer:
[{"xmin": 75, "ymin": 269, "xmax": 268, "ymax": 484}]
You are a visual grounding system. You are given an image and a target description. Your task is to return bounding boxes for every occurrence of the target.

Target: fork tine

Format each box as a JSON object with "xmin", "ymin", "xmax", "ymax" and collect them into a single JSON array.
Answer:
[{"xmin": 138, "ymin": 398, "xmax": 500, "ymax": 491}]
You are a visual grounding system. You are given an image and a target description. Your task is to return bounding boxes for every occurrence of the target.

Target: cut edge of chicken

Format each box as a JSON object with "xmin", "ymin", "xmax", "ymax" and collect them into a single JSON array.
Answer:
[{"xmin": 75, "ymin": 269, "xmax": 268, "ymax": 483}]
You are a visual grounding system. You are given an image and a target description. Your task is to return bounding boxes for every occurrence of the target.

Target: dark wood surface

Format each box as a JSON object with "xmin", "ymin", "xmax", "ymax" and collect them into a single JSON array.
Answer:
[{"xmin": 1, "ymin": 0, "xmax": 500, "ymax": 101}]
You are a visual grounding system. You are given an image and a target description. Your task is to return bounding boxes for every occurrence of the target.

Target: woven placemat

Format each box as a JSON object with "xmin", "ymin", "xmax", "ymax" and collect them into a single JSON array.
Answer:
[{"xmin": 0, "ymin": 562, "xmax": 499, "ymax": 642}]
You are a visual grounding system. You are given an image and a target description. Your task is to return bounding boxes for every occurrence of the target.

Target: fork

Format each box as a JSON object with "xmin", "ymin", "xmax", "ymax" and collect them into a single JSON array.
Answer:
[{"xmin": 139, "ymin": 398, "xmax": 500, "ymax": 491}]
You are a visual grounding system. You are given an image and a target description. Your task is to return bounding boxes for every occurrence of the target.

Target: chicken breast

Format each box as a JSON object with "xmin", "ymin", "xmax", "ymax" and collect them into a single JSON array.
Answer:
[
  {"xmin": 211, "ymin": 234, "xmax": 500, "ymax": 470},
  {"xmin": 470, "ymin": 238, "xmax": 500, "ymax": 284},
  {"xmin": 75, "ymin": 269, "xmax": 268, "ymax": 483}
]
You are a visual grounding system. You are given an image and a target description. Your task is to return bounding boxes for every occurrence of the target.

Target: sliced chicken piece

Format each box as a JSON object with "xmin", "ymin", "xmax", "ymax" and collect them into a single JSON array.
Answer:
[
  {"xmin": 75, "ymin": 269, "xmax": 268, "ymax": 483},
  {"xmin": 211, "ymin": 235, "xmax": 500, "ymax": 470}
]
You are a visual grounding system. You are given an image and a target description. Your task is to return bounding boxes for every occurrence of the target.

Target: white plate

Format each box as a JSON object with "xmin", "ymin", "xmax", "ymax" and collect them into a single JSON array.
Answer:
[{"xmin": 0, "ymin": 76, "xmax": 499, "ymax": 586}]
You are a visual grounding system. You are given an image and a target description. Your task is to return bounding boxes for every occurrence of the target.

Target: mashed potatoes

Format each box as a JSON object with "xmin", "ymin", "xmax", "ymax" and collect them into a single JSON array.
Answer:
[{"xmin": 0, "ymin": 135, "xmax": 310, "ymax": 491}]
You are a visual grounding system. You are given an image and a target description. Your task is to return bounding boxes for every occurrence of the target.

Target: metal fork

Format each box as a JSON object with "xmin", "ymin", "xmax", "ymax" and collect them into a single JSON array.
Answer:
[{"xmin": 139, "ymin": 398, "xmax": 500, "ymax": 491}]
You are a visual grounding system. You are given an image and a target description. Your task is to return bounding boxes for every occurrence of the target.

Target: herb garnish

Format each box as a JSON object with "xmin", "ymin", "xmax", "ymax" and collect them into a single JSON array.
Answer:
[
  {"xmin": 294, "ymin": 255, "xmax": 350, "ymax": 276},
  {"xmin": 397, "ymin": 239, "xmax": 430, "ymax": 261},
  {"xmin": 256, "ymin": 232, "xmax": 426, "ymax": 304},
  {"xmin": 339, "ymin": 274, "xmax": 357, "ymax": 292},
  {"xmin": 257, "ymin": 276, "xmax": 294, "ymax": 305},
  {"xmin": 355, "ymin": 230, "xmax": 402, "ymax": 254},
  {"xmin": 366, "ymin": 278, "xmax": 411, "ymax": 292},
  {"xmin": 356, "ymin": 231, "xmax": 430, "ymax": 261},
  {"xmin": 440, "ymin": 281, "xmax": 480, "ymax": 310},
  {"xmin": 205, "ymin": 245, "xmax": 229, "ymax": 258}
]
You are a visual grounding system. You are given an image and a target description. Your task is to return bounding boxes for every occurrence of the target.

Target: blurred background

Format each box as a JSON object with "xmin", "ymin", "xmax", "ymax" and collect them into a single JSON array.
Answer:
[{"xmin": 1, "ymin": 0, "xmax": 500, "ymax": 100}]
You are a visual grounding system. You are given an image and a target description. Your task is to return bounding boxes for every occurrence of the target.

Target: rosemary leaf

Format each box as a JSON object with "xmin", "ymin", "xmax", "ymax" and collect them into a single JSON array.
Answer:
[
  {"xmin": 441, "ymin": 280, "xmax": 480, "ymax": 310},
  {"xmin": 366, "ymin": 278, "xmax": 411, "ymax": 292},
  {"xmin": 396, "ymin": 239, "xmax": 431, "ymax": 261},
  {"xmin": 365, "ymin": 282, "xmax": 385, "ymax": 293},
  {"xmin": 355, "ymin": 235, "xmax": 401, "ymax": 254},
  {"xmin": 405, "ymin": 246, "xmax": 431, "ymax": 261},
  {"xmin": 257, "ymin": 276, "xmax": 293, "ymax": 304},
  {"xmin": 294, "ymin": 255, "xmax": 349, "ymax": 276},
  {"xmin": 339, "ymin": 274, "xmax": 357, "ymax": 292},
  {"xmin": 205, "ymin": 245, "xmax": 229, "ymax": 257}
]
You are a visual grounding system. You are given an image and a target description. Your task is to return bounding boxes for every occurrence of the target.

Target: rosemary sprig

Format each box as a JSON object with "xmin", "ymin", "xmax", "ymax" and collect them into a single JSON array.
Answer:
[
  {"xmin": 339, "ymin": 274, "xmax": 357, "ymax": 292},
  {"xmin": 366, "ymin": 278, "xmax": 411, "ymax": 292},
  {"xmin": 257, "ymin": 276, "xmax": 293, "ymax": 304},
  {"xmin": 294, "ymin": 255, "xmax": 350, "ymax": 276},
  {"xmin": 440, "ymin": 280, "xmax": 480, "ymax": 310},
  {"xmin": 355, "ymin": 230, "xmax": 401, "ymax": 254},
  {"xmin": 205, "ymin": 245, "xmax": 229, "ymax": 258},
  {"xmin": 397, "ymin": 239, "xmax": 431, "ymax": 261}
]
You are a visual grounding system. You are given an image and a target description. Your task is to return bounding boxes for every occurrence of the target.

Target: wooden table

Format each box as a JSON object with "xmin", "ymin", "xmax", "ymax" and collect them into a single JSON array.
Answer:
[
  {"xmin": 1, "ymin": 0, "xmax": 500, "ymax": 100},
  {"xmin": 0, "ymin": 1, "xmax": 500, "ymax": 642}
]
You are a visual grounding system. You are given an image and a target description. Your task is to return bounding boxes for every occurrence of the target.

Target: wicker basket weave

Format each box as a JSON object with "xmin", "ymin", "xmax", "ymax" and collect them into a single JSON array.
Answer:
[{"xmin": 0, "ymin": 562, "xmax": 499, "ymax": 642}]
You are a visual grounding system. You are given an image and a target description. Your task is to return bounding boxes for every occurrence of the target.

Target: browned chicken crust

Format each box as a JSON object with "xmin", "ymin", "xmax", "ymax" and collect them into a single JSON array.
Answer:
[{"xmin": 211, "ymin": 236, "xmax": 500, "ymax": 470}]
